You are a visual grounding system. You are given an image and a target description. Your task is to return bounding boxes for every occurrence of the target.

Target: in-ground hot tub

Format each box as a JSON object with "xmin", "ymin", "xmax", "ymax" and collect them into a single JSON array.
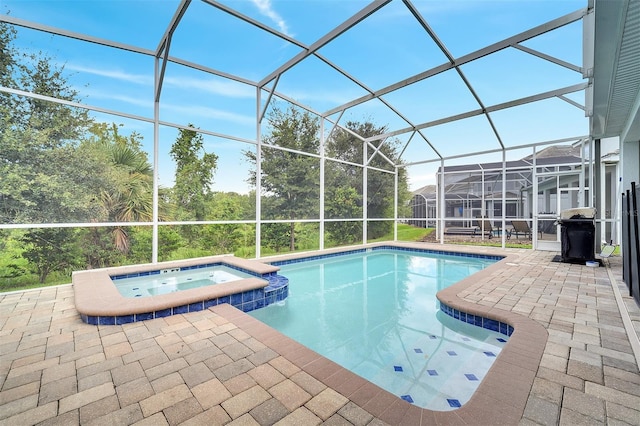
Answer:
[{"xmin": 72, "ymin": 255, "xmax": 288, "ymax": 325}]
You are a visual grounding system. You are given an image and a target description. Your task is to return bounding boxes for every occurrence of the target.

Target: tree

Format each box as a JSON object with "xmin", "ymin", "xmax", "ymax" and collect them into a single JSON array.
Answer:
[
  {"xmin": 326, "ymin": 120, "xmax": 410, "ymax": 240},
  {"xmin": 170, "ymin": 125, "xmax": 218, "ymax": 221},
  {"xmin": 86, "ymin": 123, "xmax": 154, "ymax": 255},
  {"xmin": 20, "ymin": 228, "xmax": 81, "ymax": 283},
  {"xmin": 0, "ymin": 21, "xmax": 110, "ymax": 279},
  {"xmin": 1, "ymin": 21, "xmax": 96, "ymax": 225},
  {"xmin": 245, "ymin": 105, "xmax": 320, "ymax": 251},
  {"xmin": 324, "ymin": 186, "xmax": 362, "ymax": 246}
]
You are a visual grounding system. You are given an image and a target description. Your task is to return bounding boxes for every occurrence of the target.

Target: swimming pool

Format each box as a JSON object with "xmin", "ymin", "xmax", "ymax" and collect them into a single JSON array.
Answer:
[
  {"xmin": 250, "ymin": 248, "xmax": 506, "ymax": 411},
  {"xmin": 113, "ymin": 265, "xmax": 255, "ymax": 298}
]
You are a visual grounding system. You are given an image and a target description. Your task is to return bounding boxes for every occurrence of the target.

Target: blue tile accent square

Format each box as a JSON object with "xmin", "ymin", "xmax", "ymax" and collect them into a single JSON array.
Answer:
[
  {"xmin": 115, "ymin": 315, "xmax": 134, "ymax": 325},
  {"xmin": 98, "ymin": 316, "xmax": 115, "ymax": 326},
  {"xmin": 173, "ymin": 304, "xmax": 188, "ymax": 314},
  {"xmin": 429, "ymin": 335, "xmax": 437, "ymax": 339},
  {"xmin": 497, "ymin": 337, "xmax": 507, "ymax": 343},
  {"xmin": 447, "ymin": 399, "xmax": 462, "ymax": 408},
  {"xmin": 427, "ymin": 370, "xmax": 438, "ymax": 376},
  {"xmin": 242, "ymin": 290, "xmax": 254, "ymax": 303},
  {"xmin": 484, "ymin": 351, "xmax": 496, "ymax": 357},
  {"xmin": 461, "ymin": 337, "xmax": 471, "ymax": 341},
  {"xmin": 394, "ymin": 366, "xmax": 403, "ymax": 372},
  {"xmin": 485, "ymin": 319, "xmax": 499, "ymax": 332},
  {"xmin": 204, "ymin": 298, "xmax": 218, "ymax": 309},
  {"xmin": 465, "ymin": 374, "xmax": 478, "ymax": 381},
  {"xmin": 86, "ymin": 315, "xmax": 99, "ymax": 325},
  {"xmin": 136, "ymin": 312, "xmax": 153, "ymax": 321},
  {"xmin": 189, "ymin": 302, "xmax": 204, "ymax": 312},
  {"xmin": 218, "ymin": 295, "xmax": 230, "ymax": 305},
  {"xmin": 266, "ymin": 292, "xmax": 277, "ymax": 305},
  {"xmin": 155, "ymin": 308, "xmax": 172, "ymax": 318},
  {"xmin": 401, "ymin": 395, "xmax": 414, "ymax": 403},
  {"xmin": 414, "ymin": 348, "xmax": 423, "ymax": 353},
  {"xmin": 447, "ymin": 350, "xmax": 457, "ymax": 356},
  {"xmin": 230, "ymin": 293, "xmax": 243, "ymax": 306}
]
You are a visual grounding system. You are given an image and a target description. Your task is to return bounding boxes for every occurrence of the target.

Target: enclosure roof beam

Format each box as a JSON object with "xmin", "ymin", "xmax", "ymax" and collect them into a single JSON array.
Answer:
[
  {"xmin": 512, "ymin": 44, "xmax": 582, "ymax": 73},
  {"xmin": 364, "ymin": 82, "xmax": 588, "ymax": 142},
  {"xmin": 324, "ymin": 7, "xmax": 587, "ymax": 117},
  {"xmin": 201, "ymin": 0, "xmax": 306, "ymax": 50},
  {"xmin": 0, "ymin": 13, "xmax": 259, "ymax": 90},
  {"xmin": 155, "ymin": 0, "xmax": 191, "ymax": 102},
  {"xmin": 202, "ymin": 0, "xmax": 415, "ymax": 135},
  {"xmin": 401, "ymin": 135, "xmax": 589, "ymax": 167},
  {"xmin": 0, "ymin": 86, "xmax": 256, "ymax": 145},
  {"xmin": 257, "ymin": 0, "xmax": 392, "ymax": 88},
  {"xmin": 0, "ymin": 14, "xmax": 154, "ymax": 56},
  {"xmin": 403, "ymin": 0, "xmax": 505, "ymax": 150},
  {"xmin": 156, "ymin": 0, "xmax": 191, "ymax": 55}
]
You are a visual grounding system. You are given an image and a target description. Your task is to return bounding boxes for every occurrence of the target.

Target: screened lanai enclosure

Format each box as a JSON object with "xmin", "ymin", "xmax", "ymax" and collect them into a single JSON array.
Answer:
[{"xmin": 1, "ymin": 0, "xmax": 639, "ymax": 287}]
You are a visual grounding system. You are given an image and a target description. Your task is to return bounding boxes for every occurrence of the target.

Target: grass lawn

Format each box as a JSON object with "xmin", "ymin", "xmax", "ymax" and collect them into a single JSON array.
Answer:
[{"xmin": 367, "ymin": 224, "xmax": 434, "ymax": 243}]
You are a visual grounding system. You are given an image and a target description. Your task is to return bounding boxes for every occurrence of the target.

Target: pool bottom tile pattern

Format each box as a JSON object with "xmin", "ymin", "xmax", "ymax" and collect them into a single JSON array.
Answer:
[{"xmin": 368, "ymin": 321, "xmax": 509, "ymax": 411}]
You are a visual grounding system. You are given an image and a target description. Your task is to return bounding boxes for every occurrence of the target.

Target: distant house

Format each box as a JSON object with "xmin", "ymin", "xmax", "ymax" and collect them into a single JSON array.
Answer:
[
  {"xmin": 408, "ymin": 143, "xmax": 620, "ymax": 244},
  {"xmin": 409, "ymin": 184, "xmax": 436, "ymax": 229}
]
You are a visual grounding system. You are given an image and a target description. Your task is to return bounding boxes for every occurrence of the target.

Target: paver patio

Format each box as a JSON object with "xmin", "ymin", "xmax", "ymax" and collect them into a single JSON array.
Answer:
[{"xmin": 1, "ymin": 243, "xmax": 639, "ymax": 425}]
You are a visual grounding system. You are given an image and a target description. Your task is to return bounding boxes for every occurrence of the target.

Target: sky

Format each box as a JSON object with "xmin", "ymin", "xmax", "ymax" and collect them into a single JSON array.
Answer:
[{"xmin": 1, "ymin": 0, "xmax": 589, "ymax": 193}]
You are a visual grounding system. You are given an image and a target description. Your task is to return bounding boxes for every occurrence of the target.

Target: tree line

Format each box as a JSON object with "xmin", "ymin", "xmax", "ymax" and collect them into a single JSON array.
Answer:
[{"xmin": 0, "ymin": 22, "xmax": 410, "ymax": 290}]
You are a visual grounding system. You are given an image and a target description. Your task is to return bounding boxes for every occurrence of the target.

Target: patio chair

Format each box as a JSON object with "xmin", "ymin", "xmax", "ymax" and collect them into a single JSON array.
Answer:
[
  {"xmin": 510, "ymin": 220, "xmax": 533, "ymax": 240},
  {"xmin": 474, "ymin": 217, "xmax": 493, "ymax": 239}
]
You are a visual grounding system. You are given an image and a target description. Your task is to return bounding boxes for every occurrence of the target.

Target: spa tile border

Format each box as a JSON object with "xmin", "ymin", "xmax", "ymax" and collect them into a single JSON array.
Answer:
[
  {"xmin": 73, "ymin": 255, "xmax": 287, "ymax": 324},
  {"xmin": 80, "ymin": 274, "xmax": 289, "ymax": 325}
]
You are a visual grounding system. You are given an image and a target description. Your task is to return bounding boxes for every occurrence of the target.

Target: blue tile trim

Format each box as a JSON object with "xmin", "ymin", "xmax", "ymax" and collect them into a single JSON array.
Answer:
[
  {"xmin": 81, "ymin": 272, "xmax": 289, "ymax": 325},
  {"xmin": 439, "ymin": 302, "xmax": 514, "ymax": 337},
  {"xmin": 270, "ymin": 245, "xmax": 503, "ymax": 266}
]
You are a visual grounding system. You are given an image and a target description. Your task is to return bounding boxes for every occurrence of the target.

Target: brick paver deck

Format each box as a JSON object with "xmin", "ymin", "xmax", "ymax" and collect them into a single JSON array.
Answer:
[{"xmin": 1, "ymin": 243, "xmax": 639, "ymax": 425}]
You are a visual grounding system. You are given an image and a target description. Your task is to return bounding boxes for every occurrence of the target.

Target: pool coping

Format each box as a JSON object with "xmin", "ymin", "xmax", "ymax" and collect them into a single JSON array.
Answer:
[
  {"xmin": 221, "ymin": 242, "xmax": 547, "ymax": 424},
  {"xmin": 72, "ymin": 255, "xmax": 280, "ymax": 318}
]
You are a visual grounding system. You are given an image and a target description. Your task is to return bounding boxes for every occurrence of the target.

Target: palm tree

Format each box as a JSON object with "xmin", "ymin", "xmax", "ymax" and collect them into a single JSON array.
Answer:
[{"xmin": 102, "ymin": 142, "xmax": 154, "ymax": 254}]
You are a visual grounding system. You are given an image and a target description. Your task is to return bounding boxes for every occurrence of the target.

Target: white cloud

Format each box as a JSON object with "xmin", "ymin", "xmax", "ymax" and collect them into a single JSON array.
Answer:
[
  {"xmin": 82, "ymin": 88, "xmax": 153, "ymax": 109},
  {"xmin": 66, "ymin": 63, "xmax": 255, "ymax": 99},
  {"xmin": 163, "ymin": 76, "xmax": 255, "ymax": 98},
  {"xmin": 250, "ymin": 0, "xmax": 291, "ymax": 36},
  {"xmin": 162, "ymin": 103, "xmax": 255, "ymax": 126},
  {"xmin": 285, "ymin": 88, "xmax": 355, "ymax": 106},
  {"xmin": 65, "ymin": 64, "xmax": 153, "ymax": 85}
]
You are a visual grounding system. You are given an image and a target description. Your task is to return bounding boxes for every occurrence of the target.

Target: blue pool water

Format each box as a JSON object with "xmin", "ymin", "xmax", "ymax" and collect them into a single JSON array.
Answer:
[
  {"xmin": 249, "ymin": 249, "xmax": 507, "ymax": 411},
  {"xmin": 113, "ymin": 265, "xmax": 254, "ymax": 298}
]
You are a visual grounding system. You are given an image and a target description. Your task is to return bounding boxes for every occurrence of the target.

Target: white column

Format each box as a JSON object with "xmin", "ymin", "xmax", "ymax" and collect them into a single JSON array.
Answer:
[
  {"xmin": 255, "ymin": 88, "xmax": 262, "ymax": 258},
  {"xmin": 152, "ymin": 58, "xmax": 160, "ymax": 264},
  {"xmin": 320, "ymin": 119, "xmax": 325, "ymax": 250},
  {"xmin": 362, "ymin": 143, "xmax": 368, "ymax": 244}
]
